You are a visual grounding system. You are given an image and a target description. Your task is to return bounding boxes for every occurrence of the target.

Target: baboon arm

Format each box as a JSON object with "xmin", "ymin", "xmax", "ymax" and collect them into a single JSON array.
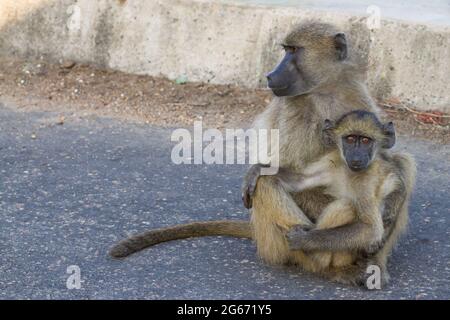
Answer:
[
  {"xmin": 382, "ymin": 186, "xmax": 406, "ymax": 228},
  {"xmin": 303, "ymin": 180, "xmax": 409, "ymax": 257},
  {"xmin": 278, "ymin": 173, "xmax": 330, "ymax": 193},
  {"xmin": 363, "ymin": 185, "xmax": 407, "ymax": 256},
  {"xmin": 242, "ymin": 164, "xmax": 307, "ymax": 208},
  {"xmin": 278, "ymin": 154, "xmax": 335, "ymax": 192},
  {"xmin": 242, "ymin": 163, "xmax": 331, "ymax": 208},
  {"xmin": 287, "ymin": 221, "xmax": 379, "ymax": 252}
]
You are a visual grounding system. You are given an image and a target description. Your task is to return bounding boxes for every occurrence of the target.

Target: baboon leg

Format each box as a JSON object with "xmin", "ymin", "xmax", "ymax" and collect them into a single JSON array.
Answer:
[
  {"xmin": 326, "ymin": 264, "xmax": 368, "ymax": 286},
  {"xmin": 372, "ymin": 153, "xmax": 416, "ymax": 284},
  {"xmin": 308, "ymin": 252, "xmax": 333, "ymax": 270},
  {"xmin": 251, "ymin": 175, "xmax": 313, "ymax": 265},
  {"xmin": 315, "ymin": 200, "xmax": 356, "ymax": 229},
  {"xmin": 328, "ymin": 258, "xmax": 391, "ymax": 288},
  {"xmin": 309, "ymin": 200, "xmax": 357, "ymax": 269},
  {"xmin": 308, "ymin": 250, "xmax": 355, "ymax": 271},
  {"xmin": 331, "ymin": 252, "xmax": 355, "ymax": 268},
  {"xmin": 370, "ymin": 186, "xmax": 408, "ymax": 285}
]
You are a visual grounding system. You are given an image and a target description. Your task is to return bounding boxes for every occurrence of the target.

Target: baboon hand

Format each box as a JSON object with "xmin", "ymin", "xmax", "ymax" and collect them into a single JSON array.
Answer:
[
  {"xmin": 241, "ymin": 164, "xmax": 270, "ymax": 209},
  {"xmin": 286, "ymin": 224, "xmax": 311, "ymax": 250},
  {"xmin": 241, "ymin": 185, "xmax": 254, "ymax": 210}
]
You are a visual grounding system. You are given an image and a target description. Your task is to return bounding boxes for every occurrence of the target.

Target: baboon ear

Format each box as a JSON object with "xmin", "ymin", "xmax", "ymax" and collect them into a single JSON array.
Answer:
[
  {"xmin": 334, "ymin": 33, "xmax": 347, "ymax": 60},
  {"xmin": 322, "ymin": 119, "xmax": 336, "ymax": 146},
  {"xmin": 382, "ymin": 121, "xmax": 396, "ymax": 149}
]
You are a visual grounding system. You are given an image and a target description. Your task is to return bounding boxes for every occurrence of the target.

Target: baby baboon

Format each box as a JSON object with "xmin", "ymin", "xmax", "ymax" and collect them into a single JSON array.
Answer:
[
  {"xmin": 246, "ymin": 112, "xmax": 415, "ymax": 285},
  {"xmin": 273, "ymin": 111, "xmax": 402, "ymax": 279}
]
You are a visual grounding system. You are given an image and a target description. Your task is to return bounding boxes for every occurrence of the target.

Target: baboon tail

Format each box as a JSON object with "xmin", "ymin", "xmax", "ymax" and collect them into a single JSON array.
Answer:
[{"xmin": 109, "ymin": 220, "xmax": 252, "ymax": 258}]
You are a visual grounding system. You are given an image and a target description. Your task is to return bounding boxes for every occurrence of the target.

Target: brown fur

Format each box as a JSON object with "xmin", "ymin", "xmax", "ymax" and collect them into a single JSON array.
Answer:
[{"xmin": 276, "ymin": 113, "xmax": 413, "ymax": 279}]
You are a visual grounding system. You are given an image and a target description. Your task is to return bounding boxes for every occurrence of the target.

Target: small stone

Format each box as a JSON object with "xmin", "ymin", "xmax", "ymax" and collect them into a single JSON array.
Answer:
[
  {"xmin": 22, "ymin": 62, "xmax": 47, "ymax": 76},
  {"xmin": 61, "ymin": 60, "xmax": 76, "ymax": 69},
  {"xmin": 57, "ymin": 116, "xmax": 65, "ymax": 125}
]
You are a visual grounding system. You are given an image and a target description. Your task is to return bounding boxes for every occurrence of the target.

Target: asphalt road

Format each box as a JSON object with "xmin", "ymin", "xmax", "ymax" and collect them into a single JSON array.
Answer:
[{"xmin": 0, "ymin": 103, "xmax": 448, "ymax": 299}]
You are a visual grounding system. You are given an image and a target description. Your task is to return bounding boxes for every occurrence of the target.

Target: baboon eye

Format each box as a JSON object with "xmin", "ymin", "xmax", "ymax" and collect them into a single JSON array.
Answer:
[
  {"xmin": 283, "ymin": 45, "xmax": 298, "ymax": 54},
  {"xmin": 361, "ymin": 137, "xmax": 372, "ymax": 144},
  {"xmin": 346, "ymin": 135, "xmax": 356, "ymax": 144}
]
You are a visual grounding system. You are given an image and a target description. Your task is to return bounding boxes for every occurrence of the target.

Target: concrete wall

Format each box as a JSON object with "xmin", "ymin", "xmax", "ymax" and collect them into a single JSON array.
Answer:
[{"xmin": 0, "ymin": 0, "xmax": 449, "ymax": 111}]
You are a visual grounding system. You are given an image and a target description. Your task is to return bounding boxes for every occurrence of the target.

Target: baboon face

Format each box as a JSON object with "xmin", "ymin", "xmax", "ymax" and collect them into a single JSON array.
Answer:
[
  {"xmin": 341, "ymin": 134, "xmax": 374, "ymax": 171},
  {"xmin": 266, "ymin": 22, "xmax": 347, "ymax": 97},
  {"xmin": 323, "ymin": 110, "xmax": 396, "ymax": 172}
]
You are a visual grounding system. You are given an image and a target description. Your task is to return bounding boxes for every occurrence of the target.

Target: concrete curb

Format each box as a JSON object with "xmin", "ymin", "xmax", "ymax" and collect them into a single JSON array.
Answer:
[{"xmin": 0, "ymin": 0, "xmax": 449, "ymax": 111}]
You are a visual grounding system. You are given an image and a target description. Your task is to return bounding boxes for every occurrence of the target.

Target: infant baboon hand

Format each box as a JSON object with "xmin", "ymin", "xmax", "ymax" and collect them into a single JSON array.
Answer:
[{"xmin": 286, "ymin": 224, "xmax": 311, "ymax": 250}]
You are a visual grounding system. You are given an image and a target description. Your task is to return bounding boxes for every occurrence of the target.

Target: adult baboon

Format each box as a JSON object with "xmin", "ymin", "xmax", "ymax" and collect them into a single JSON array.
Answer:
[{"xmin": 110, "ymin": 22, "xmax": 415, "ymax": 286}]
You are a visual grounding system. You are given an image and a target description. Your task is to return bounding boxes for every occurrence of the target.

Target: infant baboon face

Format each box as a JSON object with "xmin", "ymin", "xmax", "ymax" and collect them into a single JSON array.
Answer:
[
  {"xmin": 322, "ymin": 110, "xmax": 397, "ymax": 172},
  {"xmin": 341, "ymin": 134, "xmax": 374, "ymax": 171}
]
